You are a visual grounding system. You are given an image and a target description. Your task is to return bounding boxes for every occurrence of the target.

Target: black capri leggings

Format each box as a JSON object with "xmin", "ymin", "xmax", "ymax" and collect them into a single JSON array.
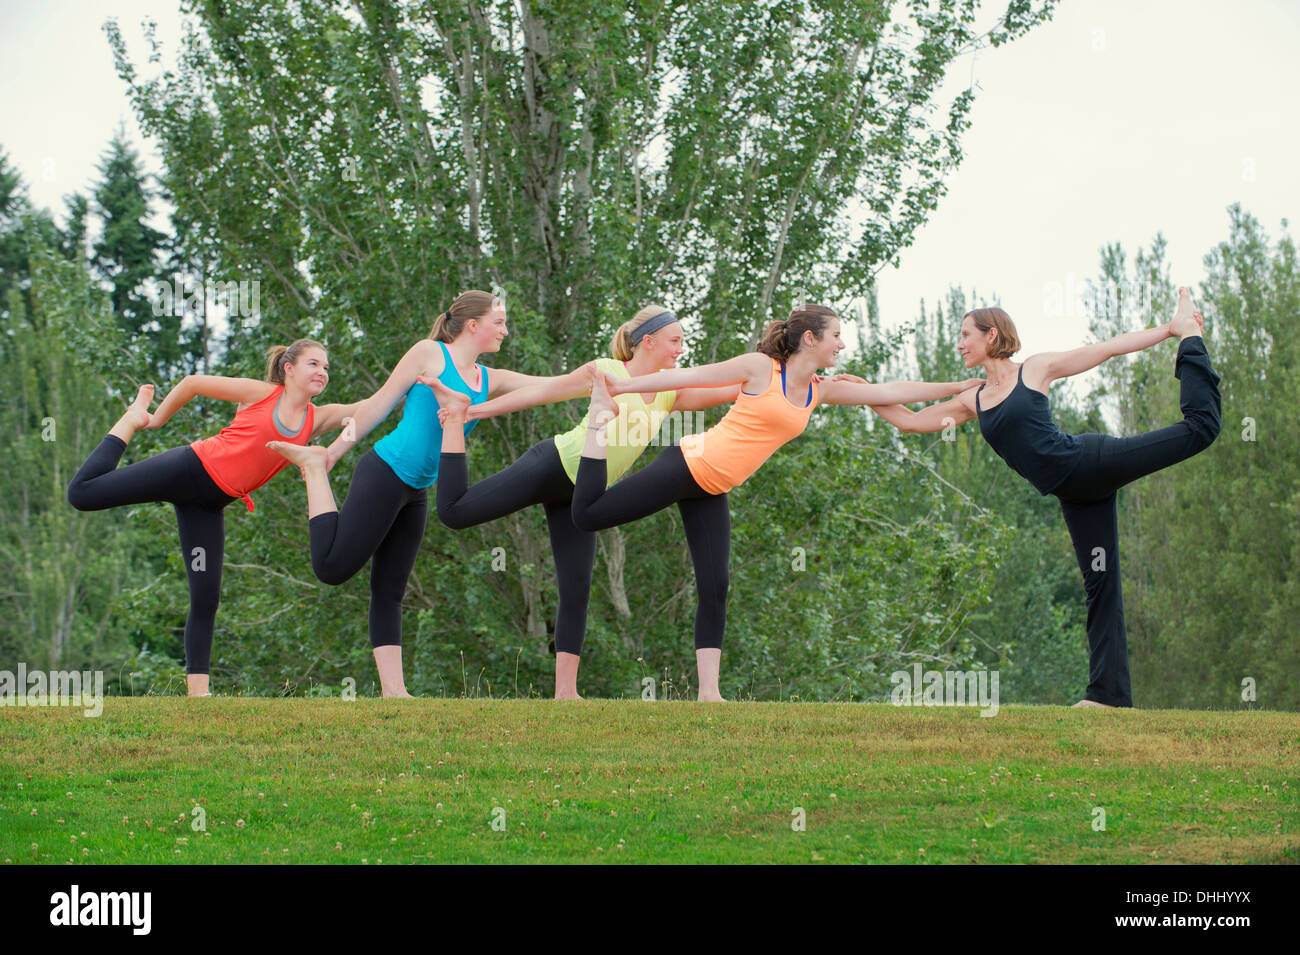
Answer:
[
  {"xmin": 438, "ymin": 439, "xmax": 597, "ymax": 656},
  {"xmin": 67, "ymin": 436, "xmax": 236, "ymax": 675},
  {"xmin": 1050, "ymin": 335, "xmax": 1222, "ymax": 707},
  {"xmin": 571, "ymin": 444, "xmax": 730, "ymax": 650},
  {"xmin": 308, "ymin": 449, "xmax": 428, "ymax": 648}
]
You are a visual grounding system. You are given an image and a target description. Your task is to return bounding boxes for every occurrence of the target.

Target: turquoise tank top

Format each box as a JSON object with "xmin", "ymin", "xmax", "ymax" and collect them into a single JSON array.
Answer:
[{"xmin": 373, "ymin": 340, "xmax": 490, "ymax": 489}]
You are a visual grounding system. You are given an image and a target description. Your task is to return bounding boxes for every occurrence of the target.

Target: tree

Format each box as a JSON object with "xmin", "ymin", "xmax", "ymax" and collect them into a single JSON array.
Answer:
[{"xmin": 98, "ymin": 0, "xmax": 1059, "ymax": 697}]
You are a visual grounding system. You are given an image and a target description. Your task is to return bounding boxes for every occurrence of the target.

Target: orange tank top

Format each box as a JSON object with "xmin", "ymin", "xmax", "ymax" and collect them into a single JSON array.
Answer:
[
  {"xmin": 190, "ymin": 386, "xmax": 315, "ymax": 511},
  {"xmin": 679, "ymin": 357, "xmax": 819, "ymax": 494}
]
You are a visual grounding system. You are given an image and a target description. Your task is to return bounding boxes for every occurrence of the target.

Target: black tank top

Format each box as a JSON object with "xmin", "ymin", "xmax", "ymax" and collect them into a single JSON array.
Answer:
[{"xmin": 976, "ymin": 365, "xmax": 1084, "ymax": 495}]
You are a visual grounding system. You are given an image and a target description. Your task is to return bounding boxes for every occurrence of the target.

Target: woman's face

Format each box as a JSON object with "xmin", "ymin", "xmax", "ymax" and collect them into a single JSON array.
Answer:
[
  {"xmin": 640, "ymin": 321, "xmax": 685, "ymax": 369},
  {"xmin": 287, "ymin": 346, "xmax": 329, "ymax": 396},
  {"xmin": 957, "ymin": 316, "xmax": 995, "ymax": 367},
  {"xmin": 804, "ymin": 317, "xmax": 844, "ymax": 369},
  {"xmin": 469, "ymin": 304, "xmax": 509, "ymax": 353}
]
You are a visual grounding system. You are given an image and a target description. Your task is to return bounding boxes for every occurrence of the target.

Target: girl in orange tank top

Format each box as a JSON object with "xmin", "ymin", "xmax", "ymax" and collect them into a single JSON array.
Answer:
[
  {"xmin": 67, "ymin": 340, "xmax": 361, "ymax": 697},
  {"xmin": 568, "ymin": 304, "xmax": 982, "ymax": 701}
]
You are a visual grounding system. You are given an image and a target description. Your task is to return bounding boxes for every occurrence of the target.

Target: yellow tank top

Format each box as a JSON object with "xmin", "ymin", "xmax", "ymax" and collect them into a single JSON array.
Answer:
[
  {"xmin": 553, "ymin": 358, "xmax": 678, "ymax": 484},
  {"xmin": 679, "ymin": 357, "xmax": 818, "ymax": 494}
]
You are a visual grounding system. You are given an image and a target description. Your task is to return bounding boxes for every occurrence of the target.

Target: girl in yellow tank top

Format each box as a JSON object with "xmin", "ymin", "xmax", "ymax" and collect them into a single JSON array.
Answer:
[{"xmin": 570, "ymin": 304, "xmax": 982, "ymax": 701}]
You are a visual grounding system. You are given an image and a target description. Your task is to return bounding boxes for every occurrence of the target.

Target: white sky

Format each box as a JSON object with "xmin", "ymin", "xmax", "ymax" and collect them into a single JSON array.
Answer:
[{"xmin": 2, "ymin": 0, "xmax": 1298, "ymax": 384}]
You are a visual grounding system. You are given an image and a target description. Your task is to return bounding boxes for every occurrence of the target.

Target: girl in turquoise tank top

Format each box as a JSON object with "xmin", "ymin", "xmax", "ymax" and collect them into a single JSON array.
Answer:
[{"xmin": 268, "ymin": 290, "xmax": 586, "ymax": 697}]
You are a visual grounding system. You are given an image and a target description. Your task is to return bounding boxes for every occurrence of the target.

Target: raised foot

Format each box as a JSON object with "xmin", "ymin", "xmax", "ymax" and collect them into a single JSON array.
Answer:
[
  {"xmin": 1170, "ymin": 286, "xmax": 1200, "ymax": 339},
  {"xmin": 126, "ymin": 384, "xmax": 154, "ymax": 430},
  {"xmin": 418, "ymin": 375, "xmax": 471, "ymax": 423},
  {"xmin": 267, "ymin": 441, "xmax": 329, "ymax": 471},
  {"xmin": 588, "ymin": 372, "xmax": 619, "ymax": 429},
  {"xmin": 1071, "ymin": 698, "xmax": 1114, "ymax": 709}
]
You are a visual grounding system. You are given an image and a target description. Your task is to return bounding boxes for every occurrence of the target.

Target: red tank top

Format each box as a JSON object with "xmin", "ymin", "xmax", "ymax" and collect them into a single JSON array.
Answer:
[{"xmin": 190, "ymin": 386, "xmax": 315, "ymax": 511}]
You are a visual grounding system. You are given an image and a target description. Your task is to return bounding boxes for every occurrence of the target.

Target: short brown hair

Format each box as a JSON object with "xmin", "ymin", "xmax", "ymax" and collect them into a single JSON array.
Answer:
[{"xmin": 966, "ymin": 307, "xmax": 1020, "ymax": 359}]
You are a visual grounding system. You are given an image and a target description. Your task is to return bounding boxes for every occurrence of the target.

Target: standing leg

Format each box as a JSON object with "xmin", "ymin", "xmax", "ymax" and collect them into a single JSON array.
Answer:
[
  {"xmin": 679, "ymin": 492, "xmax": 731, "ymax": 702},
  {"xmin": 368, "ymin": 490, "xmax": 429, "ymax": 698},
  {"xmin": 175, "ymin": 503, "xmax": 227, "ymax": 697},
  {"xmin": 1059, "ymin": 494, "xmax": 1132, "ymax": 708},
  {"xmin": 544, "ymin": 496, "xmax": 597, "ymax": 699}
]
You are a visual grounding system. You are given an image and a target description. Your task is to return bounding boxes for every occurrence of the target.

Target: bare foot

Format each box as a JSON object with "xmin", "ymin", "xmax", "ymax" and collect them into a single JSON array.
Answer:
[
  {"xmin": 110, "ymin": 384, "xmax": 154, "ymax": 441},
  {"xmin": 555, "ymin": 691, "xmax": 584, "ymax": 700},
  {"xmin": 383, "ymin": 690, "xmax": 415, "ymax": 699},
  {"xmin": 698, "ymin": 692, "xmax": 727, "ymax": 703},
  {"xmin": 267, "ymin": 441, "xmax": 329, "ymax": 472},
  {"xmin": 589, "ymin": 372, "xmax": 619, "ymax": 428},
  {"xmin": 1071, "ymin": 699, "xmax": 1114, "ymax": 709},
  {"xmin": 419, "ymin": 375, "xmax": 471, "ymax": 424},
  {"xmin": 1170, "ymin": 287, "xmax": 1200, "ymax": 339}
]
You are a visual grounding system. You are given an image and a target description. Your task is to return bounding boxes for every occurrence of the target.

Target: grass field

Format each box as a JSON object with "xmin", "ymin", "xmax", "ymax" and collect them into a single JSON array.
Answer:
[{"xmin": 1, "ymin": 699, "xmax": 1297, "ymax": 864}]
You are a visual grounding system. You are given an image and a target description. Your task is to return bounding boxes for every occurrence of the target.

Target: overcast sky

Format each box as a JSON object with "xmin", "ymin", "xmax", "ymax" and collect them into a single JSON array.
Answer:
[{"xmin": 2, "ymin": 0, "xmax": 1297, "ymax": 382}]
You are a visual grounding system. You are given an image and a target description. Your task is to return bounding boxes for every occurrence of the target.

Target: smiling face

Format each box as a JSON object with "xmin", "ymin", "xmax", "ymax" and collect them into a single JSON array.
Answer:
[
  {"xmin": 466, "ymin": 303, "xmax": 508, "ymax": 353},
  {"xmin": 286, "ymin": 345, "xmax": 329, "ymax": 396},
  {"xmin": 957, "ymin": 315, "xmax": 993, "ymax": 368},
  {"xmin": 640, "ymin": 321, "xmax": 685, "ymax": 369},
  {"xmin": 801, "ymin": 315, "xmax": 844, "ymax": 369}
]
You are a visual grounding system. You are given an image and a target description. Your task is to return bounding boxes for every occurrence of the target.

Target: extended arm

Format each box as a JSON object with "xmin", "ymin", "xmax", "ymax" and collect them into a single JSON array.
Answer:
[
  {"xmin": 609, "ymin": 353, "xmax": 764, "ymax": 396},
  {"xmin": 323, "ymin": 340, "xmax": 440, "ymax": 468},
  {"xmin": 147, "ymin": 375, "xmax": 274, "ymax": 428},
  {"xmin": 311, "ymin": 401, "xmax": 364, "ymax": 439},
  {"xmin": 869, "ymin": 391, "xmax": 978, "ymax": 434},
  {"xmin": 819, "ymin": 376, "xmax": 985, "ymax": 406},
  {"xmin": 1037, "ymin": 322, "xmax": 1174, "ymax": 384},
  {"xmin": 670, "ymin": 384, "xmax": 742, "ymax": 412},
  {"xmin": 465, "ymin": 362, "xmax": 597, "ymax": 421}
]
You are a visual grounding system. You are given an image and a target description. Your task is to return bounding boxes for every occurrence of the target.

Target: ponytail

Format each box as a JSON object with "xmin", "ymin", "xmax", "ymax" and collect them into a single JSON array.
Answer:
[
  {"xmin": 265, "ymin": 339, "xmax": 326, "ymax": 384},
  {"xmin": 757, "ymin": 304, "xmax": 836, "ymax": 362},
  {"xmin": 431, "ymin": 289, "xmax": 498, "ymax": 342},
  {"xmin": 609, "ymin": 304, "xmax": 675, "ymax": 360}
]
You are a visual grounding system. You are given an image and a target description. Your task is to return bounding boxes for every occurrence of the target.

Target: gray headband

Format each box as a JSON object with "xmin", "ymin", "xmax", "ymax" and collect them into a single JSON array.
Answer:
[{"xmin": 629, "ymin": 310, "xmax": 677, "ymax": 345}]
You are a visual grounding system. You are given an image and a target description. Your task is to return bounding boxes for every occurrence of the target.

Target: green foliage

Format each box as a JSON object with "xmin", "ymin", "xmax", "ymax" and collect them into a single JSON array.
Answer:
[{"xmin": 86, "ymin": 0, "xmax": 1055, "ymax": 698}]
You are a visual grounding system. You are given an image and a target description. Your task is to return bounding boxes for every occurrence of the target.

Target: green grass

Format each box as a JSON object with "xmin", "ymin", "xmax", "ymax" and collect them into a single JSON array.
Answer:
[{"xmin": 1, "ymin": 699, "xmax": 1297, "ymax": 864}]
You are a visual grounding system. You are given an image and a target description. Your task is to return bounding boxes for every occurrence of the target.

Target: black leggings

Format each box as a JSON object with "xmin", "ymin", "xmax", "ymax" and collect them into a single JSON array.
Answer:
[
  {"xmin": 1050, "ymin": 336, "xmax": 1222, "ymax": 707},
  {"xmin": 571, "ymin": 444, "xmax": 730, "ymax": 650},
  {"xmin": 308, "ymin": 450, "xmax": 428, "ymax": 648},
  {"xmin": 67, "ymin": 436, "xmax": 236, "ymax": 675},
  {"xmin": 438, "ymin": 439, "xmax": 597, "ymax": 655}
]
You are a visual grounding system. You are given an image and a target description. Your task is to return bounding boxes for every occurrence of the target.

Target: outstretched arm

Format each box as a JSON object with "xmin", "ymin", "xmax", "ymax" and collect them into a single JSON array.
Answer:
[
  {"xmin": 323, "ymin": 340, "xmax": 440, "ymax": 468},
  {"xmin": 869, "ymin": 391, "xmax": 979, "ymax": 434},
  {"xmin": 463, "ymin": 362, "xmax": 597, "ymax": 421},
  {"xmin": 609, "ymin": 353, "xmax": 767, "ymax": 396},
  {"xmin": 311, "ymin": 401, "xmax": 364, "ymax": 439},
  {"xmin": 819, "ymin": 376, "xmax": 984, "ymax": 406},
  {"xmin": 147, "ymin": 375, "xmax": 274, "ymax": 429},
  {"xmin": 1036, "ymin": 322, "xmax": 1174, "ymax": 385}
]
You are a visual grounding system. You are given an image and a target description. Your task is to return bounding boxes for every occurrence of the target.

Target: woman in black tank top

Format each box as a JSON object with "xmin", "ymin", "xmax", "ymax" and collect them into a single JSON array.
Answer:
[{"xmin": 869, "ymin": 288, "xmax": 1220, "ymax": 709}]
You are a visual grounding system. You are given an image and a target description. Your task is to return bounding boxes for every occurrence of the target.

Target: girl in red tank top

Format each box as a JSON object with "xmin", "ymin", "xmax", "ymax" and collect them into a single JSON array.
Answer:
[
  {"xmin": 567, "ymin": 304, "xmax": 980, "ymax": 700},
  {"xmin": 67, "ymin": 340, "xmax": 361, "ymax": 697}
]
